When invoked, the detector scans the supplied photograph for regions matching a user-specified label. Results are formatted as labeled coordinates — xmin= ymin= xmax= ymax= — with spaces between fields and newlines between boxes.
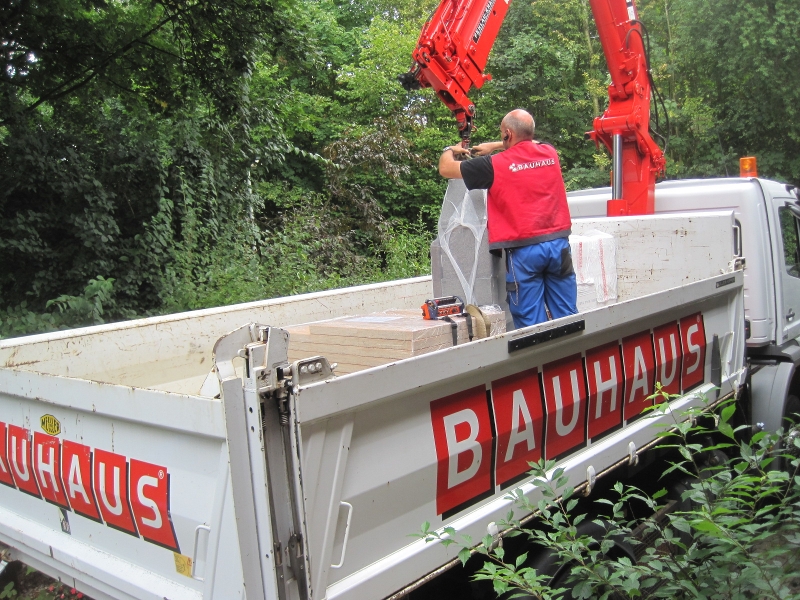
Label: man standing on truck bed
xmin=439 ymin=108 xmax=578 ymax=327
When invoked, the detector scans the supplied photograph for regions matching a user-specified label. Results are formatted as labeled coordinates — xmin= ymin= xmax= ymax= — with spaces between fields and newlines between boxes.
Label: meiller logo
xmin=0 ymin=423 xmax=180 ymax=553
xmin=431 ymin=313 xmax=706 ymax=515
xmin=472 ymin=0 xmax=496 ymax=43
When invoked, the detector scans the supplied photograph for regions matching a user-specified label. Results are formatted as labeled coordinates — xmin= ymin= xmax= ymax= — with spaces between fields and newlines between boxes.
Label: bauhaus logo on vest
xmin=509 ymin=158 xmax=556 ymax=173
xmin=0 ymin=423 xmax=180 ymax=553
xmin=430 ymin=312 xmax=706 ymax=516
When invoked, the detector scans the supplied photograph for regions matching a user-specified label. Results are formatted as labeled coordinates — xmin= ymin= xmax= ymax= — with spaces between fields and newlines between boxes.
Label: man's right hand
xmin=449 ymin=145 xmax=472 ymax=159
xmin=470 ymin=141 xmax=504 ymax=156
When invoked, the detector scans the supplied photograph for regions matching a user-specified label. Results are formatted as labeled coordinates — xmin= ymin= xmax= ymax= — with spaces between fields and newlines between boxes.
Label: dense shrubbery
xmin=2 ymin=0 xmax=799 ymax=337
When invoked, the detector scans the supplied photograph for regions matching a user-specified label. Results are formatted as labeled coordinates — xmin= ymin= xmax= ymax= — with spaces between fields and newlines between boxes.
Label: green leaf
xmin=691 ymin=519 xmax=723 ymax=535
xmin=720 ymin=404 xmax=736 ymax=424
xmin=458 ymin=547 xmax=471 ymax=566
xmin=573 ymin=579 xmax=593 ymax=598
xmin=718 ymin=421 xmax=735 ymax=440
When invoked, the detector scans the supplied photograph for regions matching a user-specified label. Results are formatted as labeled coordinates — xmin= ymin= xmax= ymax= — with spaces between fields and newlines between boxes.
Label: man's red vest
xmin=487 ymin=141 xmax=571 ymax=250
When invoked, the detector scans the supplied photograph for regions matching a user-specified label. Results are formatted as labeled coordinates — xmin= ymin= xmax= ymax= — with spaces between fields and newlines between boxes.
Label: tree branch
xmin=1 ymin=5 xmax=192 ymax=126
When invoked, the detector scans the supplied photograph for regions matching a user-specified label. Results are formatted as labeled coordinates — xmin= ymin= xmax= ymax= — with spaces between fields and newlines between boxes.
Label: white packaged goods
xmin=431 ymin=180 xmax=513 ymax=330
xmin=569 ymin=230 xmax=618 ymax=311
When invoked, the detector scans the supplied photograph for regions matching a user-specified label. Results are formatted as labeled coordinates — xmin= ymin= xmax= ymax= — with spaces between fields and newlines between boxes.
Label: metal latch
xmin=291 ymin=356 xmax=336 ymax=386
xmin=729 ymin=256 xmax=746 ymax=271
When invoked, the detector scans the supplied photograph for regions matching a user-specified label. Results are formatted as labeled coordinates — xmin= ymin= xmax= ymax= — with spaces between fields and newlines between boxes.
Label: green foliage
xmin=47 ymin=276 xmax=117 ymax=325
xmin=2 ymin=0 xmax=800 ymax=339
xmin=0 ymin=276 xmax=121 ymax=338
xmin=1 ymin=0 xmax=300 ymax=122
xmin=418 ymin=392 xmax=800 ymax=599
xmin=639 ymin=0 xmax=800 ymax=182
xmin=475 ymin=0 xmax=607 ymax=173
xmin=0 ymin=582 xmax=16 ymax=599
xmin=159 ymin=180 xmax=433 ymax=312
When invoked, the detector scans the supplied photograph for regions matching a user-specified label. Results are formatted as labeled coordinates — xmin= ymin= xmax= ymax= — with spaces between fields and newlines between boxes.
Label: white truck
xmin=1 ymin=176 xmax=798 ymax=600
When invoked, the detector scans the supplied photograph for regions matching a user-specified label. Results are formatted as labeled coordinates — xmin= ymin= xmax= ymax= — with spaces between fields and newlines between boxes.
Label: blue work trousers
xmin=506 ymin=238 xmax=578 ymax=328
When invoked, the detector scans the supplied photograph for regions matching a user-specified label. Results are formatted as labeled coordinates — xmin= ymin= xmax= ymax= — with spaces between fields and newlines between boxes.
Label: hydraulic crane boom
xmin=397 ymin=0 xmax=511 ymax=148
xmin=400 ymin=0 xmax=666 ymax=216
xmin=587 ymin=0 xmax=666 ymax=215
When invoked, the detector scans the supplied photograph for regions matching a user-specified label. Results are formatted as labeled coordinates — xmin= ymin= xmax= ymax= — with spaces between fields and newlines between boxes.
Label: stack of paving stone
xmin=286 ymin=308 xmax=505 ymax=375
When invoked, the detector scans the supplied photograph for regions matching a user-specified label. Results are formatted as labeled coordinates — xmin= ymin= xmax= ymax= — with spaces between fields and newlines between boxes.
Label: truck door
xmin=770 ymin=195 xmax=800 ymax=342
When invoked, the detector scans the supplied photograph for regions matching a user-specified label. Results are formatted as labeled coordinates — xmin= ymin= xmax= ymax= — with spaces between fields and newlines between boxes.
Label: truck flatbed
xmin=0 ymin=209 xmax=747 ymax=600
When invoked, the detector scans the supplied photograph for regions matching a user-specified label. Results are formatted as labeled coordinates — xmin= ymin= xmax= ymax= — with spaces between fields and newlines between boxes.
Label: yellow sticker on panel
xmin=174 ymin=553 xmax=193 ymax=577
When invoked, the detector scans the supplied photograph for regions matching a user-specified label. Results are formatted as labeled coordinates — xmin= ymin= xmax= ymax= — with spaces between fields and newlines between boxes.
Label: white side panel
xmin=293 ymin=272 xmax=746 ymax=600
xmin=0 ymin=373 xmax=243 ymax=600
xmin=572 ymin=212 xmax=733 ymax=302
xmin=0 ymin=277 xmax=432 ymax=393
xmin=568 ymin=178 xmax=776 ymax=345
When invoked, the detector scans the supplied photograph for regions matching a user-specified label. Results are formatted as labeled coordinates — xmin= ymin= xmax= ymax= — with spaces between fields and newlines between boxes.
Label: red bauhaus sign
xmin=585 ymin=341 xmax=624 ymax=440
xmin=0 ymin=421 xmax=180 ymax=553
xmin=430 ymin=313 xmax=708 ymax=516
xmin=542 ymin=354 xmax=587 ymax=459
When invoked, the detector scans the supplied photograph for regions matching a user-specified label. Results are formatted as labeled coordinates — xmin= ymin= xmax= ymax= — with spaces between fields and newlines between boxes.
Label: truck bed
xmin=0 ymin=212 xmax=746 ymax=600
xmin=1 ymin=211 xmax=735 ymax=394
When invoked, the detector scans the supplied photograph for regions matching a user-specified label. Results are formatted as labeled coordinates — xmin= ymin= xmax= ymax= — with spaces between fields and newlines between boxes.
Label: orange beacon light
xmin=740 ymin=156 xmax=758 ymax=178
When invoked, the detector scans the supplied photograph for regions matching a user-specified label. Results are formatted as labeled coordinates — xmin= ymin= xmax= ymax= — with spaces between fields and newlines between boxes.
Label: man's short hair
xmin=503 ymin=110 xmax=535 ymax=140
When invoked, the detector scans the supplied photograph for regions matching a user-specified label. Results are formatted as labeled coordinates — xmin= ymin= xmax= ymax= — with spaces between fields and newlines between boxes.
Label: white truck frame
xmin=0 ymin=176 xmax=797 ymax=600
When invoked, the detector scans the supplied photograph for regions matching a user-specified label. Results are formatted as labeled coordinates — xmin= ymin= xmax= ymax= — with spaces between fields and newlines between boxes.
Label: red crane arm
xmin=586 ymin=0 xmax=666 ymax=215
xmin=400 ymin=0 xmax=665 ymax=215
xmin=398 ymin=0 xmax=511 ymax=147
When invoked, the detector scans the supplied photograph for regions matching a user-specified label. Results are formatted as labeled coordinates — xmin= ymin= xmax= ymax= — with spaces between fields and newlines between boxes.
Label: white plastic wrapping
xmin=431 ymin=179 xmax=513 ymax=331
xmin=569 ymin=230 xmax=618 ymax=309
xmin=435 ymin=186 xmax=488 ymax=306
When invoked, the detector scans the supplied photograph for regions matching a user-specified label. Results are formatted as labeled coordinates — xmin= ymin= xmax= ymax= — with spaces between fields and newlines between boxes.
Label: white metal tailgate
xmin=0 ymin=373 xmax=243 ymax=600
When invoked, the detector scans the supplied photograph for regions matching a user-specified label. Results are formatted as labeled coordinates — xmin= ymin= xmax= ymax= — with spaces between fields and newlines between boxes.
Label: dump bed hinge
xmin=214 ymin=324 xmax=311 ymax=600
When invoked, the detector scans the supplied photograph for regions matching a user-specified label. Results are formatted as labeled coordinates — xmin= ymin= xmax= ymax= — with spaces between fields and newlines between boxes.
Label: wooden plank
xmin=309 ymin=316 xmax=457 ymax=343
xmin=290 ymin=342 xmax=413 ymax=361
xmin=288 ymin=306 xmax=504 ymax=372
xmin=286 ymin=308 xmax=505 ymax=374
xmin=287 ymin=327 xmax=457 ymax=352
xmin=289 ymin=331 xmax=416 ymax=351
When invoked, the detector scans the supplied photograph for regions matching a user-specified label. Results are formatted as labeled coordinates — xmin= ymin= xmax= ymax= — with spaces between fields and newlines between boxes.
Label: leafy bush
xmin=419 ymin=389 xmax=800 ymax=599
xmin=0 ymin=276 xmax=122 ymax=338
